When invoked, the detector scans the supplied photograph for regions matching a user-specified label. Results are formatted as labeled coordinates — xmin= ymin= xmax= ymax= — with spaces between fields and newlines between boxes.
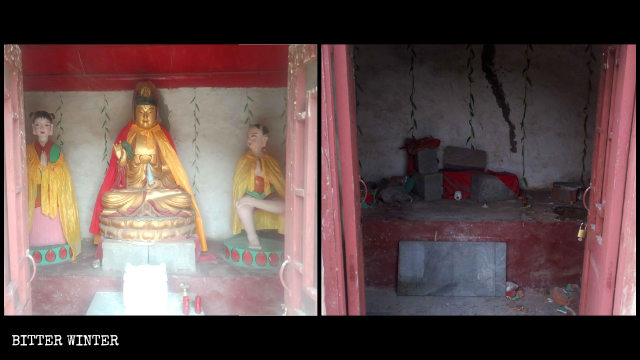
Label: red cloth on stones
xmin=400 ymin=136 xmax=441 ymax=174
xmin=441 ymin=170 xmax=520 ymax=199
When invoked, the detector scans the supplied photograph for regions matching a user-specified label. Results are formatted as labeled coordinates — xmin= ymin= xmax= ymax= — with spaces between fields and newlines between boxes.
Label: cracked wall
xmin=355 ymin=44 xmax=600 ymax=189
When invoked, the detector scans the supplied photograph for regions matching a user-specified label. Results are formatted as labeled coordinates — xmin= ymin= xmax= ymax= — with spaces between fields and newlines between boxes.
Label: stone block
xmin=398 ymin=241 xmax=506 ymax=296
xmin=101 ymin=238 xmax=196 ymax=273
xmin=471 ymin=173 xmax=515 ymax=203
xmin=415 ymin=148 xmax=439 ymax=174
xmin=552 ymin=182 xmax=581 ymax=203
xmin=149 ymin=241 xmax=196 ymax=273
xmin=102 ymin=239 xmax=148 ymax=272
xmin=413 ymin=172 xmax=443 ymax=201
xmin=443 ymin=146 xmax=487 ymax=171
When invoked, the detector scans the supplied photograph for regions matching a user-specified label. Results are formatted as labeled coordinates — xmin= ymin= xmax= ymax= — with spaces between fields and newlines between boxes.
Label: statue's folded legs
xmin=236 ymin=193 xmax=284 ymax=249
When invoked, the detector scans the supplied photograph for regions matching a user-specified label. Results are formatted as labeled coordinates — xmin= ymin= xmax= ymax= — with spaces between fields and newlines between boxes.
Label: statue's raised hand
xmin=113 ymin=141 xmax=127 ymax=165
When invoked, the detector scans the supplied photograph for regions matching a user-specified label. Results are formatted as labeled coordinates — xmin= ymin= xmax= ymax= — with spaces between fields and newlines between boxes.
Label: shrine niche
xmin=13 ymin=44 xmax=316 ymax=316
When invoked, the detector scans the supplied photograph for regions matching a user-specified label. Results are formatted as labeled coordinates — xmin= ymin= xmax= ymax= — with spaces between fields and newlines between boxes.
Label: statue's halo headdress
xmin=134 ymin=80 xmax=158 ymax=107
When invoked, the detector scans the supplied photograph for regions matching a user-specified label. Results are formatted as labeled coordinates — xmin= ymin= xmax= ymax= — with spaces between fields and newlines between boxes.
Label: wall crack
xmin=481 ymin=44 xmax=517 ymax=153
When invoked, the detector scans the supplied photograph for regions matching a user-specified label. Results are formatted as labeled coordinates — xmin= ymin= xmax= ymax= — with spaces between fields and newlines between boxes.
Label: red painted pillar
xmin=321 ymin=45 xmax=366 ymax=315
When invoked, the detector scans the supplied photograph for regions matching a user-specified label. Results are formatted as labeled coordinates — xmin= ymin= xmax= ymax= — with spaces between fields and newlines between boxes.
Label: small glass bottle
xmin=180 ymin=283 xmax=190 ymax=315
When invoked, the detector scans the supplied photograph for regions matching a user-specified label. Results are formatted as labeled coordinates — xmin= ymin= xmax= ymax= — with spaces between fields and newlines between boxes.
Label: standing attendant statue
xmin=231 ymin=124 xmax=285 ymax=250
xmin=26 ymin=111 xmax=81 ymax=260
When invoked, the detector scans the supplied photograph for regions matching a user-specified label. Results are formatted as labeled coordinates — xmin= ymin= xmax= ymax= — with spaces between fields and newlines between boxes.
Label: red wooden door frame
xmin=580 ymin=44 xmax=636 ymax=315
xmin=321 ymin=44 xmax=366 ymax=315
xmin=4 ymin=44 xmax=34 ymax=315
xmin=613 ymin=99 xmax=635 ymax=315
xmin=282 ymin=44 xmax=317 ymax=316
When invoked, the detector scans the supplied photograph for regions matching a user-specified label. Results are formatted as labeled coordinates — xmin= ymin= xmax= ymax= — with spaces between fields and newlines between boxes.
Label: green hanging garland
xmin=407 ymin=44 xmax=418 ymax=138
xmin=100 ymin=94 xmax=111 ymax=173
xmin=190 ymin=90 xmax=201 ymax=195
xmin=243 ymin=90 xmax=254 ymax=124
xmin=54 ymin=96 xmax=64 ymax=148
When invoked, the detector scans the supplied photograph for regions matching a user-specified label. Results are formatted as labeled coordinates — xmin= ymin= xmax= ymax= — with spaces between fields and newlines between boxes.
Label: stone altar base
xmin=102 ymin=237 xmax=196 ymax=274
xmin=224 ymin=233 xmax=284 ymax=269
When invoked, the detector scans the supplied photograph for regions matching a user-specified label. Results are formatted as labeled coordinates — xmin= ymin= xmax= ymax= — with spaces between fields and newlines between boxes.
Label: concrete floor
xmin=365 ymin=287 xmax=579 ymax=316
xmin=362 ymin=190 xmax=587 ymax=223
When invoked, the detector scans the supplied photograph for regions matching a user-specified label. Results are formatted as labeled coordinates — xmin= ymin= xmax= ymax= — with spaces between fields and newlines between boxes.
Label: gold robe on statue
xmin=27 ymin=143 xmax=81 ymax=259
xmin=126 ymin=123 xmax=208 ymax=251
xmin=231 ymin=150 xmax=285 ymax=235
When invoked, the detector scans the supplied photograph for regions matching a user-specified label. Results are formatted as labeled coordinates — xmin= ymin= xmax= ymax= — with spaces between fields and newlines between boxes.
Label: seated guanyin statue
xmin=89 ymin=80 xmax=213 ymax=261
xmin=231 ymin=124 xmax=285 ymax=250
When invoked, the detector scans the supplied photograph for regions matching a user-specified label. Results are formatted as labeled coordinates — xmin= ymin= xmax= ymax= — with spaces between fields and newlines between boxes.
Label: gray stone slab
xmin=415 ymin=148 xmax=439 ymax=174
xmin=149 ymin=241 xmax=196 ymax=273
xmin=471 ymin=173 xmax=515 ymax=203
xmin=443 ymin=146 xmax=487 ymax=171
xmin=398 ymin=241 xmax=506 ymax=296
xmin=102 ymin=239 xmax=196 ymax=274
xmin=102 ymin=239 xmax=148 ymax=272
xmin=413 ymin=172 xmax=443 ymax=201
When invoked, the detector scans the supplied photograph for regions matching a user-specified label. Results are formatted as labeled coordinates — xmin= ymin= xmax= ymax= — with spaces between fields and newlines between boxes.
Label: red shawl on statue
xmin=89 ymin=121 xmax=186 ymax=259
xmin=89 ymin=121 xmax=177 ymax=238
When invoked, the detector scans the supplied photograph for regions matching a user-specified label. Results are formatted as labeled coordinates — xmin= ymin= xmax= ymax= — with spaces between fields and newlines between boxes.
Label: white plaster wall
xmin=355 ymin=44 xmax=601 ymax=189
xmin=24 ymin=87 xmax=287 ymax=242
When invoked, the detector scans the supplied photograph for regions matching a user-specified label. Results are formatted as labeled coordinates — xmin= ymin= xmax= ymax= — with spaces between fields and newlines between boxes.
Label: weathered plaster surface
xmin=355 ymin=44 xmax=601 ymax=189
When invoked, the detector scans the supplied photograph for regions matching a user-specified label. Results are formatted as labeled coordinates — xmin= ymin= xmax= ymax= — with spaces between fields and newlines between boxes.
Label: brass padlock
xmin=577 ymin=223 xmax=587 ymax=241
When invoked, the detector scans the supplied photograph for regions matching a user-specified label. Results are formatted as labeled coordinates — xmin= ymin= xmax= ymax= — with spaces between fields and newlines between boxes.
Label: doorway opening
xmin=354 ymin=44 xmax=601 ymax=315
xmin=6 ymin=44 xmax=318 ymax=316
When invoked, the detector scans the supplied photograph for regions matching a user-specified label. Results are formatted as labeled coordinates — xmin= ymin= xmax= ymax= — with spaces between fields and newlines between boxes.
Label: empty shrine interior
xmin=355 ymin=45 xmax=599 ymax=313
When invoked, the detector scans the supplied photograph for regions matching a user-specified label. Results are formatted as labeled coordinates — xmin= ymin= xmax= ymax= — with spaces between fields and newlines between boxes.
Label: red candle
xmin=183 ymin=296 xmax=190 ymax=315
xmin=195 ymin=296 xmax=202 ymax=314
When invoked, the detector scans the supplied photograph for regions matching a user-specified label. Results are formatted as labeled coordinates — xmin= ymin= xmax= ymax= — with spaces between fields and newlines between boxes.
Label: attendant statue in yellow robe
xmin=27 ymin=111 xmax=81 ymax=260
xmin=231 ymin=124 xmax=285 ymax=249
xmin=90 ymin=81 xmax=212 ymax=260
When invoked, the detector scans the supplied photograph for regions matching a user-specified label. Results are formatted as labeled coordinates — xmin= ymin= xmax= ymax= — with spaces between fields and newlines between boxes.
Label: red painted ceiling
xmin=20 ymin=44 xmax=290 ymax=91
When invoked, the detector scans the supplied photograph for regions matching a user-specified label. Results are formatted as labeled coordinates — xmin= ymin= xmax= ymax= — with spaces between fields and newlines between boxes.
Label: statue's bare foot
xmin=247 ymin=235 xmax=262 ymax=250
